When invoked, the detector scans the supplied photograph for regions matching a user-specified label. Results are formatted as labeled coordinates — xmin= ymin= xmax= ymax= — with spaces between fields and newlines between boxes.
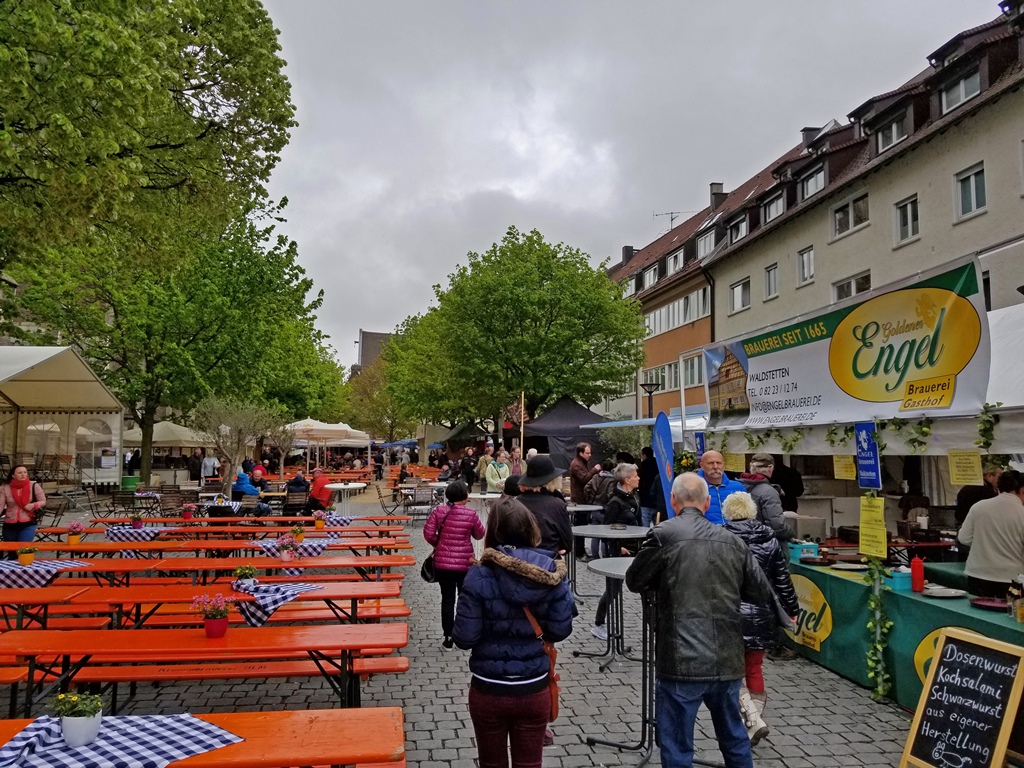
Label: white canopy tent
xmin=285 ymin=419 xmax=371 ymax=469
xmin=122 ymin=422 xmax=216 ymax=448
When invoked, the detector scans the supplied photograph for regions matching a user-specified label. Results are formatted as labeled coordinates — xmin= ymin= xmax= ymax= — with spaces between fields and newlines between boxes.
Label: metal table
xmin=568 ymin=524 xmax=649 ymax=599
xmin=325 ymin=482 xmax=366 ymax=516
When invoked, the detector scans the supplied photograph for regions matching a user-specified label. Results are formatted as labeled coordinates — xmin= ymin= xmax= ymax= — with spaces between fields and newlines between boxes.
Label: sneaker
xmin=442 ymin=637 xmax=454 ymax=649
xmin=543 ymin=730 xmax=554 ymax=747
xmin=768 ymin=646 xmax=798 ymax=661
xmin=591 ymin=624 xmax=608 ymax=641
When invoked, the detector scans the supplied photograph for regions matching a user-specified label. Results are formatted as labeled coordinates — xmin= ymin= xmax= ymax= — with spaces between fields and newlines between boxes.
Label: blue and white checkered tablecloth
xmin=231 ymin=580 xmax=323 ymax=626
xmin=317 ymin=515 xmax=353 ymax=539
xmin=202 ymin=500 xmax=241 ymax=514
xmin=105 ymin=526 xmax=165 ymax=543
xmin=0 ymin=559 xmax=90 ymax=589
xmin=0 ymin=713 xmax=242 ymax=768
xmin=256 ymin=539 xmax=329 ymax=576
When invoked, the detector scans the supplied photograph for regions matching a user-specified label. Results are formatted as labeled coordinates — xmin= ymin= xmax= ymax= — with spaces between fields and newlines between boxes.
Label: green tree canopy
xmin=348 ymin=357 xmax=418 ymax=443
xmin=386 ymin=226 xmax=646 ymax=424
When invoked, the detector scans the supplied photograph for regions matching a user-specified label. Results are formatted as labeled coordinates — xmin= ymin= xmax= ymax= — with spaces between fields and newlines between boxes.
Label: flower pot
xmin=182 ymin=509 xmax=193 ymax=521
xmin=67 ymin=534 xmax=81 ymax=546
xmin=234 ymin=578 xmax=257 ymax=589
xmin=62 ymin=711 xmax=103 ymax=747
xmin=17 ymin=552 xmax=35 ymax=566
xmin=131 ymin=520 xmax=144 ymax=530
xmin=314 ymin=519 xmax=325 ymax=530
xmin=280 ymin=550 xmax=295 ymax=562
xmin=204 ymin=617 xmax=229 ymax=638
xmin=295 ymin=533 xmax=305 ymax=543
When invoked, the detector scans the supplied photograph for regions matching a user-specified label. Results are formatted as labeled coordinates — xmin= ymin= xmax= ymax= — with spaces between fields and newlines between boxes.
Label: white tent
xmin=285 ymin=419 xmax=371 ymax=469
xmin=122 ymin=422 xmax=216 ymax=448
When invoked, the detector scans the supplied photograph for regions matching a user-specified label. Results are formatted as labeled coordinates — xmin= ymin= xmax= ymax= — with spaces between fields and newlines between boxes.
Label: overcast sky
xmin=261 ymin=0 xmax=998 ymax=370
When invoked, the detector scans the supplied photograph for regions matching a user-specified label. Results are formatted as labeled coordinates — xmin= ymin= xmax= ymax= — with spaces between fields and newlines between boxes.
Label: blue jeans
xmin=2 ymin=522 xmax=37 ymax=560
xmin=641 ymin=506 xmax=657 ymax=527
xmin=656 ymin=677 xmax=752 ymax=768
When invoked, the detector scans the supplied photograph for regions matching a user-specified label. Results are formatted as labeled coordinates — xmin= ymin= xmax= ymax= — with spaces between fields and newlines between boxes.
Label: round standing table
xmin=324 ymin=482 xmax=366 ymax=516
xmin=568 ymin=524 xmax=649 ymax=599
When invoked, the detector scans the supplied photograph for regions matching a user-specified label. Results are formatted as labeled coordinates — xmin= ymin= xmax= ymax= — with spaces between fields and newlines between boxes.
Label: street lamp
xmin=640 ymin=380 xmax=662 ymax=419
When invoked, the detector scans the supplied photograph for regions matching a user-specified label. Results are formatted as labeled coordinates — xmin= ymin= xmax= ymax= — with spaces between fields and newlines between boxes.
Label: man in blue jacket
xmin=696 ymin=450 xmax=744 ymax=525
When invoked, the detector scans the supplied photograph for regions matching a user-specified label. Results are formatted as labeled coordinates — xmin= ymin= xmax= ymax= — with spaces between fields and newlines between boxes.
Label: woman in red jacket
xmin=425 ymin=481 xmax=485 ymax=649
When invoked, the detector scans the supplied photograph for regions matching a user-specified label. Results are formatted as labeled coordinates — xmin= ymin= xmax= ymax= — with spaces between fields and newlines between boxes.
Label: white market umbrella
xmin=122 ymin=421 xmax=216 ymax=448
xmin=285 ymin=419 xmax=370 ymax=469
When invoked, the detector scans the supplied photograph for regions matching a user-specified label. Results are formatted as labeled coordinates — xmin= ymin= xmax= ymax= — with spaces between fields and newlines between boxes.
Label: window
xmin=682 ymin=286 xmax=710 ymax=323
xmin=642 ymin=362 xmax=679 ymax=391
xmin=696 ymin=231 xmax=716 ymax=258
xmin=728 ymin=216 xmax=747 ymax=244
xmin=730 ymin=278 xmax=750 ymax=313
xmin=956 ymin=164 xmax=986 ymax=218
xmin=683 ymin=356 xmax=703 ymax=387
xmin=764 ymin=264 xmax=778 ymax=299
xmin=895 ymin=196 xmax=919 ymax=243
xmin=798 ymin=247 xmax=814 ymax=285
xmin=643 ymin=266 xmax=658 ymax=290
xmin=833 ymin=194 xmax=869 ymax=237
xmin=622 ymin=278 xmax=635 ymax=298
xmin=983 ymin=270 xmax=992 ymax=312
xmin=876 ymin=114 xmax=908 ymax=152
xmin=941 ymin=70 xmax=980 ymax=113
xmin=668 ymin=249 xmax=684 ymax=274
xmin=801 ymin=166 xmax=824 ymax=199
xmin=833 ymin=272 xmax=871 ymax=302
xmin=642 ymin=286 xmax=710 ymax=337
xmin=762 ymin=195 xmax=784 ymax=223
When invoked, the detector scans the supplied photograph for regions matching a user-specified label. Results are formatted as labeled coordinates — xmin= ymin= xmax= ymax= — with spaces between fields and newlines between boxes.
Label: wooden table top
xmin=153 ymin=554 xmax=415 ymax=573
xmin=0 ymin=586 xmax=91 ymax=604
xmin=71 ymin=581 xmax=402 ymax=605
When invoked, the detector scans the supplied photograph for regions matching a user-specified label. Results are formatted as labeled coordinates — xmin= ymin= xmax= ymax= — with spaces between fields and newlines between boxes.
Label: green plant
xmin=129 ymin=511 xmax=144 ymax=522
xmin=863 ymin=556 xmax=894 ymax=701
xmin=233 ymin=564 xmax=257 ymax=580
xmin=906 ymin=418 xmax=933 ymax=454
xmin=290 ymin=525 xmax=305 ymax=537
xmin=744 ymin=431 xmax=769 ymax=450
xmin=825 ymin=424 xmax=855 ymax=448
xmin=974 ymin=401 xmax=1003 ymax=452
xmin=718 ymin=430 xmax=730 ymax=454
xmin=675 ymin=451 xmax=697 ymax=474
xmin=777 ymin=428 xmax=804 ymax=453
xmin=17 ymin=546 xmax=37 ymax=554
xmin=51 ymin=692 xmax=103 ymax=718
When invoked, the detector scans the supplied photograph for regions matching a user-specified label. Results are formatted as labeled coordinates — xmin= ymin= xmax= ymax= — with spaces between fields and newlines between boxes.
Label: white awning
xmin=0 ymin=347 xmax=121 ymax=411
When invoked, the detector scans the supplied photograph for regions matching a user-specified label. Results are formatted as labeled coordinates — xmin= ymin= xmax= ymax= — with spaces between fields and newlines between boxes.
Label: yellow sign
xmin=859 ymin=524 xmax=889 ymax=558
xmin=828 ymin=287 xmax=981 ymax=404
xmin=784 ymin=575 xmax=833 ymax=651
xmin=859 ymin=496 xmax=885 ymax=527
xmin=947 ymin=449 xmax=983 ymax=486
xmin=833 ymin=454 xmax=856 ymax=480
xmin=723 ymin=453 xmax=746 ymax=473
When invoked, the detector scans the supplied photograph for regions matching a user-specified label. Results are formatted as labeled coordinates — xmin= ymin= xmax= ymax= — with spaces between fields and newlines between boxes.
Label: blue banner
xmin=694 ymin=431 xmax=705 ymax=459
xmin=855 ymin=421 xmax=882 ymax=490
xmin=652 ymin=412 xmax=676 ymax=518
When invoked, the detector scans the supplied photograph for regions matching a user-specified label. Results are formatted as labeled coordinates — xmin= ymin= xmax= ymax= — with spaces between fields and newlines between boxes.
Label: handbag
xmin=420 ymin=508 xmax=449 ymax=583
xmin=523 ymin=606 xmax=560 ymax=722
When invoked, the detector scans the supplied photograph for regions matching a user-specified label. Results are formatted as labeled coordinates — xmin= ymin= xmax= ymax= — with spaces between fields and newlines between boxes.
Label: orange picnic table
xmin=9 ymin=538 xmax=410 ymax=558
xmin=0 ymin=622 xmax=409 ymax=713
xmin=0 ymin=586 xmax=90 ymax=629
xmin=154 ymin=554 xmax=415 ymax=584
xmin=95 ymin=515 xmax=410 ymax=526
xmin=0 ymin=707 xmax=406 ymax=767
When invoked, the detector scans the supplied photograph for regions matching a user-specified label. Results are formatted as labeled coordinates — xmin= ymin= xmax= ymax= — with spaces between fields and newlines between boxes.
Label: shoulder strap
xmin=523 ymin=606 xmax=543 ymax=639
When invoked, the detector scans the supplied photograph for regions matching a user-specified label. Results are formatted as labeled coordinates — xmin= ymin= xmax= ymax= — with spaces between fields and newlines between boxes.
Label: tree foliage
xmin=386 ymin=226 xmax=646 ymax=424
xmin=190 ymin=396 xmax=287 ymax=480
xmin=348 ymin=357 xmax=418 ymax=443
xmin=0 ymin=0 xmax=295 ymax=257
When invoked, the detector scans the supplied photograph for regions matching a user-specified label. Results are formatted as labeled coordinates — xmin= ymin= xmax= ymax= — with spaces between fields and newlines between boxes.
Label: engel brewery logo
xmin=827 ymin=288 xmax=980 ymax=408
xmin=914 ymin=627 xmax=980 ymax=684
xmin=784 ymin=575 xmax=832 ymax=651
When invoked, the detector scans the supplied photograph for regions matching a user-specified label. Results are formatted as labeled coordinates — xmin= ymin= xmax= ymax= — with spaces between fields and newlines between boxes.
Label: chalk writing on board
xmin=910 ymin=638 xmax=1020 ymax=767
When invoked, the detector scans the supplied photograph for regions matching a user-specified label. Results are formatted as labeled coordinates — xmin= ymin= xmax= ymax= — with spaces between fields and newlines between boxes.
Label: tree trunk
xmin=139 ymin=405 xmax=158 ymax=485
xmin=494 ymin=412 xmax=503 ymax=450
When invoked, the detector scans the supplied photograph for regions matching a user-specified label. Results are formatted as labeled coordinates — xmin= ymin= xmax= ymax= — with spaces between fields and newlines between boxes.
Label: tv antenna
xmin=653 ymin=210 xmax=683 ymax=230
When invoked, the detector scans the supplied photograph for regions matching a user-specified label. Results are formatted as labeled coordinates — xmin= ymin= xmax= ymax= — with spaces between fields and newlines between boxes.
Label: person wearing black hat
xmin=516 ymin=456 xmax=572 ymax=556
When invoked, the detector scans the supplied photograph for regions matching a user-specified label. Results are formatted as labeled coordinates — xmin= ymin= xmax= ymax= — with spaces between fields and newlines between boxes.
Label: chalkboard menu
xmin=901 ymin=628 xmax=1024 ymax=768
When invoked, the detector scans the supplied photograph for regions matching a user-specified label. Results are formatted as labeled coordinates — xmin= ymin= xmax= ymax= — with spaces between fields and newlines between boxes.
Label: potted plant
xmin=66 ymin=521 xmax=84 ymax=545
xmin=191 ymin=593 xmax=235 ymax=638
xmin=233 ymin=564 xmax=258 ymax=588
xmin=312 ymin=510 xmax=327 ymax=530
xmin=129 ymin=511 xmax=145 ymax=530
xmin=276 ymin=534 xmax=299 ymax=562
xmin=17 ymin=546 xmax=38 ymax=566
xmin=290 ymin=525 xmax=306 ymax=543
xmin=51 ymin=691 xmax=104 ymax=747
xmin=181 ymin=503 xmax=197 ymax=521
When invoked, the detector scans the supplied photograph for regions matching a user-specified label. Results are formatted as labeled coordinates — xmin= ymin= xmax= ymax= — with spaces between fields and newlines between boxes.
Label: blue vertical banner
xmin=652 ymin=412 xmax=676 ymax=518
xmin=855 ymin=421 xmax=882 ymax=490
xmin=694 ymin=431 xmax=706 ymax=459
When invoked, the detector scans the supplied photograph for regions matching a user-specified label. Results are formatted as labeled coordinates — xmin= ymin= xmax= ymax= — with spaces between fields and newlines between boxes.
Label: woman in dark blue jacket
xmin=453 ymin=497 xmax=574 ymax=768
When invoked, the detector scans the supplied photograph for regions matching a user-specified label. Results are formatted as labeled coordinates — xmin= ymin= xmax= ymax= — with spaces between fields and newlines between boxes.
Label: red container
xmin=911 ymin=556 xmax=925 ymax=592
xmin=131 ymin=520 xmax=144 ymax=530
xmin=204 ymin=617 xmax=229 ymax=638
xmin=182 ymin=509 xmax=193 ymax=520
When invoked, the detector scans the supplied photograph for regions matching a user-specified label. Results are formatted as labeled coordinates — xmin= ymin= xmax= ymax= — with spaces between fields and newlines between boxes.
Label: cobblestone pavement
xmin=82 ymin=486 xmax=913 ymax=767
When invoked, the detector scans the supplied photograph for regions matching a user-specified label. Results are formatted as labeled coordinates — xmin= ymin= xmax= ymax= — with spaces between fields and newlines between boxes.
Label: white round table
xmin=427 ymin=482 xmax=448 ymax=489
xmin=325 ymin=482 xmax=366 ymax=515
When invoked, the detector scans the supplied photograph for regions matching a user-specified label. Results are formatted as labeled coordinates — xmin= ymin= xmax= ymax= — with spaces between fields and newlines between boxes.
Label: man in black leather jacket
xmin=626 ymin=472 xmax=772 ymax=768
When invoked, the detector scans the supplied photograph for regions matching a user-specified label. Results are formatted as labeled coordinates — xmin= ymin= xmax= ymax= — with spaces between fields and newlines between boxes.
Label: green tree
xmin=386 ymin=226 xmax=646 ymax=423
xmin=190 ymin=396 xmax=287 ymax=480
xmin=0 ymin=0 xmax=295 ymax=258
xmin=349 ymin=357 xmax=418 ymax=442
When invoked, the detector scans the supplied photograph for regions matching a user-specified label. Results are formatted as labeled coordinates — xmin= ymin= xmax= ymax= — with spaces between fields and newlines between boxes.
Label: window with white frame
xmin=641 ymin=362 xmax=679 ymax=390
xmin=798 ymin=247 xmax=814 ymax=285
xmin=764 ymin=264 xmax=778 ymax=299
xmin=762 ymin=195 xmax=784 ymax=223
xmin=833 ymin=272 xmax=871 ymax=302
xmin=622 ymin=278 xmax=635 ymax=298
xmin=876 ymin=114 xmax=908 ymax=153
xmin=728 ymin=216 xmax=747 ymax=244
xmin=801 ymin=166 xmax=825 ymax=200
xmin=730 ymin=278 xmax=751 ymax=313
xmin=833 ymin=193 xmax=869 ymax=237
xmin=955 ymin=163 xmax=986 ymax=219
xmin=683 ymin=356 xmax=703 ymax=387
xmin=643 ymin=286 xmax=710 ymax=337
xmin=895 ymin=196 xmax=919 ymax=243
xmin=668 ymin=249 xmax=684 ymax=274
xmin=643 ymin=266 xmax=658 ymax=290
xmin=941 ymin=70 xmax=980 ymax=113
xmin=682 ymin=286 xmax=710 ymax=323
xmin=696 ymin=231 xmax=716 ymax=258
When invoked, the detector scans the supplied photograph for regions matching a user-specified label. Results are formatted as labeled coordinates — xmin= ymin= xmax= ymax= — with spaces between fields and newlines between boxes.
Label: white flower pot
xmin=235 ymin=578 xmax=257 ymax=588
xmin=62 ymin=711 xmax=103 ymax=747
xmin=281 ymin=550 xmax=294 ymax=562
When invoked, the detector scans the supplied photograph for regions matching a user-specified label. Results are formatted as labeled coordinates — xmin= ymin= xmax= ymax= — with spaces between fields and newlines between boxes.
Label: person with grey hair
xmin=626 ymin=472 xmax=772 ymax=768
xmin=739 ymin=453 xmax=792 ymax=541
xmin=723 ymin=492 xmax=799 ymax=745
xmin=590 ymin=462 xmax=641 ymax=641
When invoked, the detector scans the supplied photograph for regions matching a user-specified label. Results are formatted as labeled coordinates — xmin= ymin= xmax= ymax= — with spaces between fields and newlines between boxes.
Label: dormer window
xmin=728 ymin=216 xmax=748 ymax=244
xmin=762 ymin=194 xmax=784 ymax=223
xmin=668 ymin=249 xmax=684 ymax=275
xmin=876 ymin=114 xmax=908 ymax=153
xmin=800 ymin=166 xmax=825 ymax=200
xmin=696 ymin=231 xmax=716 ymax=258
xmin=643 ymin=266 xmax=658 ymax=290
xmin=941 ymin=70 xmax=980 ymax=113
xmin=622 ymin=278 xmax=635 ymax=298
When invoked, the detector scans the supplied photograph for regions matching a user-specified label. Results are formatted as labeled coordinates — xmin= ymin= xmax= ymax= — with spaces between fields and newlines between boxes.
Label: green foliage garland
xmin=974 ymin=402 xmax=1003 ymax=452
xmin=864 ymin=555 xmax=894 ymax=701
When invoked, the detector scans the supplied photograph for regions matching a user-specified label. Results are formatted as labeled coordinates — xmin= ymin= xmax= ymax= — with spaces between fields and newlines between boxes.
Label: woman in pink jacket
xmin=425 ymin=481 xmax=485 ymax=649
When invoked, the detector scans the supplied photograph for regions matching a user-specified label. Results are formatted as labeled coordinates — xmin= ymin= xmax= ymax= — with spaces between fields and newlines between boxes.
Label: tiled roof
xmin=607 ymin=207 xmax=709 ymax=282
xmin=927 ymin=14 xmax=1007 ymax=60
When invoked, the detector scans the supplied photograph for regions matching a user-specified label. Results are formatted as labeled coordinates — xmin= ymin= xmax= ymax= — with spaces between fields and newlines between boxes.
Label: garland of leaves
xmin=974 ymin=401 xmax=1002 ymax=452
xmin=864 ymin=554 xmax=894 ymax=701
xmin=744 ymin=430 xmax=770 ymax=450
xmin=825 ymin=424 xmax=856 ymax=448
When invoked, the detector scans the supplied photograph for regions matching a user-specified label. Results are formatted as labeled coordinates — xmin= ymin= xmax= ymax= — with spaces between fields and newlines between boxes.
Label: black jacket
xmin=604 ymin=486 xmax=641 ymax=555
xmin=724 ymin=519 xmax=799 ymax=650
xmin=740 ymin=473 xmax=793 ymax=542
xmin=625 ymin=508 xmax=772 ymax=682
xmin=517 ymin=490 xmax=572 ymax=556
xmin=637 ymin=456 xmax=661 ymax=509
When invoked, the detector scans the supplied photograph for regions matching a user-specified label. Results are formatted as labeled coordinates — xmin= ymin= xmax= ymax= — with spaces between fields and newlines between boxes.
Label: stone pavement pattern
xmin=92 ymin=486 xmax=913 ymax=766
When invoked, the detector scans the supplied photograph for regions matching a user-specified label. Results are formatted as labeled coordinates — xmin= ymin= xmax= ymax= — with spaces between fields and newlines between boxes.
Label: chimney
xmin=801 ymin=126 xmax=822 ymax=148
xmin=621 ymin=245 xmax=635 ymax=264
xmin=709 ymin=182 xmax=728 ymax=211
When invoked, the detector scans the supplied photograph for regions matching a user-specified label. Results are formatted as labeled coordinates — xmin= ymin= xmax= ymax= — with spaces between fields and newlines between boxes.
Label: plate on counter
xmin=830 ymin=562 xmax=869 ymax=571
xmin=922 ymin=587 xmax=967 ymax=599
xmin=969 ymin=596 xmax=1009 ymax=612
xmin=799 ymin=556 xmax=833 ymax=566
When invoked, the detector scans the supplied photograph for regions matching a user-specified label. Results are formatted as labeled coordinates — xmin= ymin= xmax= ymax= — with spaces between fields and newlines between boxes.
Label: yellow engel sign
xmin=947 ymin=449 xmax=983 ymax=486
xmin=723 ymin=453 xmax=746 ymax=473
xmin=833 ymin=455 xmax=856 ymax=480
xmin=828 ymin=287 xmax=981 ymax=404
xmin=785 ymin=575 xmax=833 ymax=652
